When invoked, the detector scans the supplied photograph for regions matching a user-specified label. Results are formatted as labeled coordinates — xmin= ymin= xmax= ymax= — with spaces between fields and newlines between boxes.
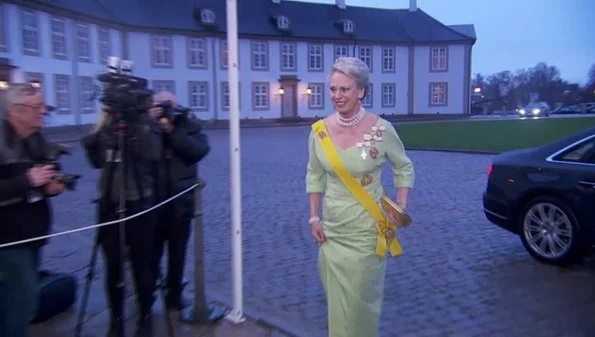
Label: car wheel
xmin=518 ymin=196 xmax=587 ymax=267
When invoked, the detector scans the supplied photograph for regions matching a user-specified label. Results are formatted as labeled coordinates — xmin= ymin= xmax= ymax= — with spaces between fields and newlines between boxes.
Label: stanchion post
xmin=181 ymin=177 xmax=226 ymax=324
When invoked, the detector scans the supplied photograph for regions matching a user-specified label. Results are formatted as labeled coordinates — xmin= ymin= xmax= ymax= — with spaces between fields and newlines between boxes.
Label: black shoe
xmin=133 ymin=314 xmax=153 ymax=337
xmin=106 ymin=318 xmax=124 ymax=337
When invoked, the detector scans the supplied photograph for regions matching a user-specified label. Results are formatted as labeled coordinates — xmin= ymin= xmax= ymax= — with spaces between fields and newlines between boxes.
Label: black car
xmin=483 ymin=126 xmax=595 ymax=266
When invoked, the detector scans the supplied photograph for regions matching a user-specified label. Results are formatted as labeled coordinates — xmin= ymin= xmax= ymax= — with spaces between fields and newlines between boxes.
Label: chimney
xmin=409 ymin=0 xmax=417 ymax=11
xmin=336 ymin=0 xmax=346 ymax=10
xmin=272 ymin=0 xmax=281 ymax=3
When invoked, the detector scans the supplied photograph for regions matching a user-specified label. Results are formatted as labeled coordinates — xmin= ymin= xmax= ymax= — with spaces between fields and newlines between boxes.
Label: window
xmin=0 ymin=4 xmax=6 ymax=52
xmin=308 ymin=44 xmax=323 ymax=72
xmin=76 ymin=23 xmax=91 ymax=62
xmin=151 ymin=35 xmax=173 ymax=67
xmin=429 ymin=82 xmax=448 ymax=106
xmin=382 ymin=83 xmax=395 ymax=107
xmin=362 ymin=84 xmax=372 ymax=108
xmin=308 ymin=83 xmax=324 ymax=109
xmin=252 ymin=82 xmax=269 ymax=110
xmin=431 ymin=47 xmax=448 ymax=71
xmin=79 ymin=76 xmax=94 ymax=113
xmin=251 ymin=41 xmax=268 ymax=70
xmin=152 ymin=80 xmax=176 ymax=94
xmin=200 ymin=9 xmax=216 ymax=25
xmin=280 ymin=42 xmax=296 ymax=71
xmin=334 ymin=45 xmax=349 ymax=60
xmin=50 ymin=18 xmax=67 ymax=59
xmin=21 ymin=9 xmax=39 ymax=55
xmin=98 ymin=27 xmax=111 ymax=64
xmin=358 ymin=46 xmax=372 ymax=71
xmin=277 ymin=16 xmax=290 ymax=31
xmin=382 ymin=47 xmax=395 ymax=72
xmin=220 ymin=39 xmax=228 ymax=68
xmin=555 ymin=138 xmax=595 ymax=164
xmin=187 ymin=37 xmax=207 ymax=68
xmin=221 ymin=82 xmax=242 ymax=111
xmin=54 ymin=74 xmax=70 ymax=114
xmin=188 ymin=81 xmax=209 ymax=111
xmin=343 ymin=20 xmax=354 ymax=34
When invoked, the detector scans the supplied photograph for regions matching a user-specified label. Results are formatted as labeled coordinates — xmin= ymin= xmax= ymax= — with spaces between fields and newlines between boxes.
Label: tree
xmin=588 ymin=63 xmax=595 ymax=86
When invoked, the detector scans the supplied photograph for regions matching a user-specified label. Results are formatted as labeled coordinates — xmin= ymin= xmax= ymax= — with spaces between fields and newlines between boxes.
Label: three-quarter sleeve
xmin=384 ymin=123 xmax=415 ymax=189
xmin=306 ymin=130 xmax=327 ymax=193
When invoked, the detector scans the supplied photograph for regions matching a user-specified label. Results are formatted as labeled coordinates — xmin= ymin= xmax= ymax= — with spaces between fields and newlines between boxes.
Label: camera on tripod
xmin=95 ymin=56 xmax=153 ymax=122
xmin=41 ymin=142 xmax=81 ymax=191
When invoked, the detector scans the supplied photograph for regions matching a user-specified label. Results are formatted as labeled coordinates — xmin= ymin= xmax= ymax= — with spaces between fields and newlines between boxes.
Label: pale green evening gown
xmin=306 ymin=117 xmax=415 ymax=337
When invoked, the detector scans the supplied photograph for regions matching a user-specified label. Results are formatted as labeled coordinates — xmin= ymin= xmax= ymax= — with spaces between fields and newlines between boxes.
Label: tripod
xmin=74 ymin=117 xmax=174 ymax=337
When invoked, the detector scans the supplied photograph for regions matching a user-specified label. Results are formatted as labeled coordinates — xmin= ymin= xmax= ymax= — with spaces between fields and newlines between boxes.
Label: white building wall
xmin=413 ymin=44 xmax=466 ymax=114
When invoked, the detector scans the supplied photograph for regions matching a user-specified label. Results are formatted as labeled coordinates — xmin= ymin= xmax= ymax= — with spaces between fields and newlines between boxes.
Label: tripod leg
xmin=74 ymin=235 xmax=101 ymax=337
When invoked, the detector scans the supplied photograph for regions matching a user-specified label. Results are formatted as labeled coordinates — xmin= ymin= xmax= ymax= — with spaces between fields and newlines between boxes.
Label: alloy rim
xmin=523 ymin=202 xmax=573 ymax=259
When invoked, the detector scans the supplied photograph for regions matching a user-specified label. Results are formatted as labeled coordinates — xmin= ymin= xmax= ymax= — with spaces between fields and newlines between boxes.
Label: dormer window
xmin=200 ymin=9 xmax=216 ymax=25
xmin=277 ymin=15 xmax=290 ymax=31
xmin=343 ymin=20 xmax=354 ymax=34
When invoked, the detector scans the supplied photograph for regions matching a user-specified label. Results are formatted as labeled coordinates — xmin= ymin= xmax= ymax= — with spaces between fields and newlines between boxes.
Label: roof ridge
xmin=417 ymin=8 xmax=475 ymax=40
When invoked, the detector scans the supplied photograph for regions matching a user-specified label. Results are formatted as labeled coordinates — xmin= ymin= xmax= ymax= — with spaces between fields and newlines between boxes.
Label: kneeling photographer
xmin=0 ymin=83 xmax=67 ymax=337
xmin=149 ymin=91 xmax=210 ymax=310
xmin=81 ymin=100 xmax=162 ymax=337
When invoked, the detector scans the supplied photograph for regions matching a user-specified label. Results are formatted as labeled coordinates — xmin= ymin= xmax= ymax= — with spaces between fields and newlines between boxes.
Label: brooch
xmin=360 ymin=174 xmax=373 ymax=186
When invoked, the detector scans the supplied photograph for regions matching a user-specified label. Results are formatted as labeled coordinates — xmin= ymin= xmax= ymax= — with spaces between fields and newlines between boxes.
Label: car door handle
xmin=578 ymin=181 xmax=595 ymax=188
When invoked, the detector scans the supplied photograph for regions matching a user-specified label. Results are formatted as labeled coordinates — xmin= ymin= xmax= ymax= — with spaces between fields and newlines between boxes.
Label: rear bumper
xmin=482 ymin=191 xmax=517 ymax=234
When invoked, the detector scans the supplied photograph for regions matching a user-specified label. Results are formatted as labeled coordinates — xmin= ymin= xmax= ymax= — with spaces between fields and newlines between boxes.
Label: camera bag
xmin=31 ymin=270 xmax=77 ymax=324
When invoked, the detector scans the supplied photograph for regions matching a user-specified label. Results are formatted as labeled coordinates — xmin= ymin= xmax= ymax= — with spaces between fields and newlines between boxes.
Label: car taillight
xmin=488 ymin=164 xmax=494 ymax=177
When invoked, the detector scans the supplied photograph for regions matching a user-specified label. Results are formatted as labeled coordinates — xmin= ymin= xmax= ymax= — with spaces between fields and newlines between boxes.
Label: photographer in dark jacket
xmin=0 ymin=83 xmax=66 ymax=337
xmin=148 ymin=91 xmax=210 ymax=310
xmin=81 ymin=106 xmax=162 ymax=337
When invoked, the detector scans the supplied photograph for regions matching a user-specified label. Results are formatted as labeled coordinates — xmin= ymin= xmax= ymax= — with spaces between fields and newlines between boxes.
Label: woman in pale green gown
xmin=306 ymin=57 xmax=415 ymax=337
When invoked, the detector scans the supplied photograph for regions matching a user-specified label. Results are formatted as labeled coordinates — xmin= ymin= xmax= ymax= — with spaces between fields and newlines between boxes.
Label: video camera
xmin=95 ymin=56 xmax=153 ymax=122
xmin=41 ymin=142 xmax=81 ymax=191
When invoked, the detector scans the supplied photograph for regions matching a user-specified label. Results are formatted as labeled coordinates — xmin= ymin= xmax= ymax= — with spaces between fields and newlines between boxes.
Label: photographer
xmin=81 ymin=106 xmax=162 ymax=337
xmin=148 ymin=91 xmax=210 ymax=310
xmin=0 ymin=83 xmax=66 ymax=337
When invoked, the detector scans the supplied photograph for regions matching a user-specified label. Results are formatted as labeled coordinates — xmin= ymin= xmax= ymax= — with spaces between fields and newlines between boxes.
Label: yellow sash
xmin=312 ymin=120 xmax=403 ymax=257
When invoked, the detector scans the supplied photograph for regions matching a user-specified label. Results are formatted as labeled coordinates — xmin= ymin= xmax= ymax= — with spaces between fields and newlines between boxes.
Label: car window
xmin=557 ymin=138 xmax=595 ymax=163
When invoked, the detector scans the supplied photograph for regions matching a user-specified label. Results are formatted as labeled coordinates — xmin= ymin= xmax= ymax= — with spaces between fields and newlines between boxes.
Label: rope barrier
xmin=0 ymin=179 xmax=206 ymax=249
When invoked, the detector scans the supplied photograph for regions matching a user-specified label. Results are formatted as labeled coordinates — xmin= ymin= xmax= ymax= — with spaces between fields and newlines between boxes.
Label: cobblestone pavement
xmin=35 ymin=125 xmax=595 ymax=337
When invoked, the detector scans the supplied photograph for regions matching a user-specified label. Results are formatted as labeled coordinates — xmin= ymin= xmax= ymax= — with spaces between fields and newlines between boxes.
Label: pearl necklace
xmin=336 ymin=108 xmax=366 ymax=127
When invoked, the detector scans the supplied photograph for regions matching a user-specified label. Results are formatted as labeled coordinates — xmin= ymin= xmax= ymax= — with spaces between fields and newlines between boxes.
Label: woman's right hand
xmin=310 ymin=217 xmax=327 ymax=244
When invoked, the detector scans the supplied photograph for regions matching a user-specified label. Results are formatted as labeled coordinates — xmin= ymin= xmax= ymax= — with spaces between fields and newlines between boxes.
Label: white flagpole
xmin=225 ymin=0 xmax=245 ymax=324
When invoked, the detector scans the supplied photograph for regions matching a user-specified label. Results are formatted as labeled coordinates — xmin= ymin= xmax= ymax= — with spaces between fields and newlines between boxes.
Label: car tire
xmin=518 ymin=196 xmax=587 ymax=267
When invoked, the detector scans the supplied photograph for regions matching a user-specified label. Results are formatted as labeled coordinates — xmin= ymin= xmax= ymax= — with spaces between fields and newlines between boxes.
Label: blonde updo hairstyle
xmin=329 ymin=57 xmax=371 ymax=99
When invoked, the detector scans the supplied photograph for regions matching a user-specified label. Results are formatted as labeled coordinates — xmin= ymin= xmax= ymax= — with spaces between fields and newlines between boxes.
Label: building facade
xmin=0 ymin=0 xmax=476 ymax=126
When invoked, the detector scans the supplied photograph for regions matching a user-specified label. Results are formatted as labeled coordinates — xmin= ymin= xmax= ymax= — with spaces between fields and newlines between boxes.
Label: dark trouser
xmin=0 ymin=248 xmax=38 ymax=337
xmin=98 ymin=199 xmax=156 ymax=319
xmin=153 ymin=204 xmax=191 ymax=302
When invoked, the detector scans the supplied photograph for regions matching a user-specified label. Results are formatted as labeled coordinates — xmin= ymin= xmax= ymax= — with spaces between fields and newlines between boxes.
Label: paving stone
xmin=29 ymin=125 xmax=595 ymax=337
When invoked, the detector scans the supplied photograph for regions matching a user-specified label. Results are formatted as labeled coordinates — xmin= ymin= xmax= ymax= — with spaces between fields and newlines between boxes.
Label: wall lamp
xmin=0 ymin=81 xmax=8 ymax=90
xmin=278 ymin=87 xmax=285 ymax=95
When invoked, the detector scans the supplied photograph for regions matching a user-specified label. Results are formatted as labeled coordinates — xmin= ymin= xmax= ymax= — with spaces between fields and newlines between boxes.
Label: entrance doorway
xmin=279 ymin=75 xmax=299 ymax=118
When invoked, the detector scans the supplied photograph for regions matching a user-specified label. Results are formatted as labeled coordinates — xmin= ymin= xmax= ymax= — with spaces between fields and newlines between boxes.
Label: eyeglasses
xmin=14 ymin=103 xmax=45 ymax=111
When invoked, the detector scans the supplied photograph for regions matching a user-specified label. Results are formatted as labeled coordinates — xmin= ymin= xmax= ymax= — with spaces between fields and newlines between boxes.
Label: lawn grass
xmin=394 ymin=116 xmax=595 ymax=153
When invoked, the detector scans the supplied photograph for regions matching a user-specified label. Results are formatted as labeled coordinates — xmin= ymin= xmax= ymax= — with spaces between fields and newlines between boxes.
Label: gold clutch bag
xmin=381 ymin=195 xmax=411 ymax=227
